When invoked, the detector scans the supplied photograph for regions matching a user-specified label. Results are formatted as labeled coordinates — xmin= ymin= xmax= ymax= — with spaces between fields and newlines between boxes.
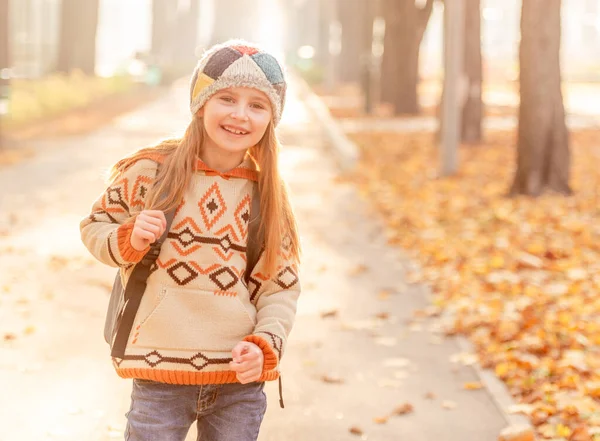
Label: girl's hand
xmin=130 ymin=210 xmax=167 ymax=251
xmin=229 ymin=341 xmax=264 ymax=384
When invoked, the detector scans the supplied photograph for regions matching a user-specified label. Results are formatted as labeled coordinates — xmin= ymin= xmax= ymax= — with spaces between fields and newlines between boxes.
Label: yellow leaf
xmin=463 ymin=382 xmax=483 ymax=390
xmin=490 ymin=255 xmax=505 ymax=269
xmin=23 ymin=326 xmax=36 ymax=335
xmin=556 ymin=423 xmax=572 ymax=438
xmin=373 ymin=416 xmax=389 ymax=424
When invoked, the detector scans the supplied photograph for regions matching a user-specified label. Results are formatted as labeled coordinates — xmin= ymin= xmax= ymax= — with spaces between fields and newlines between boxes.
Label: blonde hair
xmin=110 ymin=114 xmax=301 ymax=276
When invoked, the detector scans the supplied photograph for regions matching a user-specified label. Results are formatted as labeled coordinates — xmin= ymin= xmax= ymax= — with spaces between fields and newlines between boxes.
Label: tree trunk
xmin=315 ymin=0 xmax=331 ymax=67
xmin=510 ymin=0 xmax=570 ymax=196
xmin=0 ymin=0 xmax=9 ymax=150
xmin=151 ymin=0 xmax=177 ymax=65
xmin=438 ymin=0 xmax=483 ymax=143
xmin=0 ymin=0 xmax=8 ymax=73
xmin=462 ymin=0 xmax=483 ymax=143
xmin=211 ymin=0 xmax=258 ymax=45
xmin=380 ymin=0 xmax=434 ymax=114
xmin=56 ymin=0 xmax=100 ymax=75
xmin=336 ymin=0 xmax=371 ymax=83
xmin=174 ymin=0 xmax=200 ymax=63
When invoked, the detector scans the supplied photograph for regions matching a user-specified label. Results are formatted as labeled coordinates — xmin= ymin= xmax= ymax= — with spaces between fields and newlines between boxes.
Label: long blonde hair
xmin=110 ymin=114 xmax=301 ymax=276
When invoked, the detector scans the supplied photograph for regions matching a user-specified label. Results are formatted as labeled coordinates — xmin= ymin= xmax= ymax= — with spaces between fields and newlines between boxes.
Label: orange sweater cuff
xmin=243 ymin=335 xmax=278 ymax=373
xmin=116 ymin=223 xmax=150 ymax=263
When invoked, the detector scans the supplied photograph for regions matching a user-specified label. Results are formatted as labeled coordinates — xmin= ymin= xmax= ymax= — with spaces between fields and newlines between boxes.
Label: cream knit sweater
xmin=80 ymin=154 xmax=300 ymax=384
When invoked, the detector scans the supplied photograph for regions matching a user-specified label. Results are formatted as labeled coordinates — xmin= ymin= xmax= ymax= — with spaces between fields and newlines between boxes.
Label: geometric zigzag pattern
xmin=114 ymin=350 xmax=232 ymax=370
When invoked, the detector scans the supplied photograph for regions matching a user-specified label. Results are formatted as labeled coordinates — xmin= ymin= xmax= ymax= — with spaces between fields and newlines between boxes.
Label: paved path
xmin=0 ymin=78 xmax=510 ymax=441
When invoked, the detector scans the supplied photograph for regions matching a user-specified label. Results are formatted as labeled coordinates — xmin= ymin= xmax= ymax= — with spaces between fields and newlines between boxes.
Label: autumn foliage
xmin=350 ymin=129 xmax=600 ymax=440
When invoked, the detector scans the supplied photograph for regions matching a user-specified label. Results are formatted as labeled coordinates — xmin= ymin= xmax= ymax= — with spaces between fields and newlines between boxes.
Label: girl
xmin=80 ymin=40 xmax=301 ymax=441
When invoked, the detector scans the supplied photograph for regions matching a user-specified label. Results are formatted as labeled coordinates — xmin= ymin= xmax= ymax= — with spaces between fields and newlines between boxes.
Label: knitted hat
xmin=189 ymin=40 xmax=287 ymax=126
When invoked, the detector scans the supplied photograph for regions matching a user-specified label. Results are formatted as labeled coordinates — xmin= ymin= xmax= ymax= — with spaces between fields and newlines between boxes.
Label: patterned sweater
xmin=80 ymin=154 xmax=300 ymax=385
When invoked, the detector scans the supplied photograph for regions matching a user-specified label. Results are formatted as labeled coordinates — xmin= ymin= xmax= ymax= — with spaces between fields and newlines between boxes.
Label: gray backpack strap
xmin=104 ymin=164 xmax=176 ymax=354
xmin=244 ymin=181 xmax=263 ymax=284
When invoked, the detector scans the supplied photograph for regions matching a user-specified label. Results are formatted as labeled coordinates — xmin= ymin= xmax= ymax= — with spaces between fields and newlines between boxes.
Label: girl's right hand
xmin=130 ymin=210 xmax=167 ymax=251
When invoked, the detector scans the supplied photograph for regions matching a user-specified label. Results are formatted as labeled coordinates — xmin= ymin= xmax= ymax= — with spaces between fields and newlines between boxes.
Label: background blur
xmin=2 ymin=2 xmax=600 ymax=441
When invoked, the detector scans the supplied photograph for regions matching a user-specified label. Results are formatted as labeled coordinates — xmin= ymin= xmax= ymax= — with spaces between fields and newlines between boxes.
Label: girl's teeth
xmin=224 ymin=126 xmax=246 ymax=135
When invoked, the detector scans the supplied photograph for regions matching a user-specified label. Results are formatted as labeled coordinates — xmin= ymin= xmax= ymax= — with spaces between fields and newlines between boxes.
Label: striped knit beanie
xmin=190 ymin=40 xmax=287 ymax=126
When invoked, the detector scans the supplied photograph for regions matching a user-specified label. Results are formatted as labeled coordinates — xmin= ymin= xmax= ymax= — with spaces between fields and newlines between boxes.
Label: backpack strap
xmin=244 ymin=181 xmax=263 ymax=285
xmin=111 ymin=175 xmax=177 ymax=359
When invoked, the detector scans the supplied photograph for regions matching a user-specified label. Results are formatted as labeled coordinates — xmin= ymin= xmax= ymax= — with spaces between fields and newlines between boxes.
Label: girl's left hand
xmin=229 ymin=341 xmax=264 ymax=384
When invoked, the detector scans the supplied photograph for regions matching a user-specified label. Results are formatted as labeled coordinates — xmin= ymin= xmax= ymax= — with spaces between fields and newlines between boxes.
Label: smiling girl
xmin=80 ymin=40 xmax=301 ymax=441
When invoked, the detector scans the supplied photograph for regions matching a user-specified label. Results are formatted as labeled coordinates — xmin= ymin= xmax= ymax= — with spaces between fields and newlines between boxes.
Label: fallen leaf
xmin=23 ymin=326 xmax=36 ymax=335
xmin=392 ymin=403 xmax=414 ymax=415
xmin=498 ymin=424 xmax=535 ymax=441
xmin=375 ymin=312 xmax=390 ymax=320
xmin=463 ymin=382 xmax=484 ymax=390
xmin=320 ymin=309 xmax=339 ymax=319
xmin=320 ymin=375 xmax=345 ymax=384
xmin=373 ymin=416 xmax=389 ymax=424
xmin=378 ymin=289 xmax=391 ymax=300
xmin=349 ymin=426 xmax=363 ymax=436
xmin=424 ymin=391 xmax=436 ymax=400
xmin=570 ymin=426 xmax=592 ymax=441
xmin=348 ymin=264 xmax=368 ymax=276
xmin=3 ymin=333 xmax=16 ymax=341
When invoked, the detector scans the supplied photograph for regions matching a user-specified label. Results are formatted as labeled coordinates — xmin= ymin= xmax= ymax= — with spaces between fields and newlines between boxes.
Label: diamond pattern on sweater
xmin=209 ymin=267 xmax=239 ymax=291
xmin=199 ymin=183 xmax=227 ymax=231
xmin=106 ymin=186 xmax=129 ymax=211
xmin=144 ymin=350 xmax=164 ymax=367
xmin=130 ymin=175 xmax=152 ymax=209
xmin=118 ymin=351 xmax=231 ymax=370
xmin=169 ymin=217 xmax=203 ymax=256
xmin=234 ymin=194 xmax=251 ymax=240
xmin=167 ymin=261 xmax=199 ymax=285
xmin=275 ymin=266 xmax=299 ymax=290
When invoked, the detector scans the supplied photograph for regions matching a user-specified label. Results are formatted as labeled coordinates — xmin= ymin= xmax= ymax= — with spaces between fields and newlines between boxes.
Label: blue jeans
xmin=125 ymin=379 xmax=267 ymax=441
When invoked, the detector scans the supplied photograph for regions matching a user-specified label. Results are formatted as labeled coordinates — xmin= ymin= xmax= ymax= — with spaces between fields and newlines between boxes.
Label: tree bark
xmin=211 ymin=0 xmax=259 ymax=45
xmin=0 ymin=0 xmax=8 ymax=73
xmin=151 ymin=0 xmax=177 ymax=65
xmin=510 ymin=0 xmax=570 ymax=196
xmin=462 ymin=0 xmax=483 ymax=143
xmin=380 ymin=0 xmax=433 ymax=114
xmin=174 ymin=0 xmax=200 ymax=63
xmin=315 ymin=0 xmax=331 ymax=67
xmin=336 ymin=0 xmax=372 ymax=83
xmin=56 ymin=0 xmax=100 ymax=75
xmin=0 ymin=0 xmax=9 ymax=150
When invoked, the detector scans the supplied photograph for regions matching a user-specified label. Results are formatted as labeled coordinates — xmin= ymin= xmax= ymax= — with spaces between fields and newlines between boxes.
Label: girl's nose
xmin=230 ymin=104 xmax=249 ymax=120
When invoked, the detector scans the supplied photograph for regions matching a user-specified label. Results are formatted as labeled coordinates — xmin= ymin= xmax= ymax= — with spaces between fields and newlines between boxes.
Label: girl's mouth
xmin=221 ymin=125 xmax=249 ymax=136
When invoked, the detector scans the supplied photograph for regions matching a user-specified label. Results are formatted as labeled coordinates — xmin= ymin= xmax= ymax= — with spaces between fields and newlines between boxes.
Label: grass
xmin=4 ymin=71 xmax=134 ymax=130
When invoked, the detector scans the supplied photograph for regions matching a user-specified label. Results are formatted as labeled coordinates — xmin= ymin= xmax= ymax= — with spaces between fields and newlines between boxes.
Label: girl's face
xmin=199 ymin=87 xmax=272 ymax=155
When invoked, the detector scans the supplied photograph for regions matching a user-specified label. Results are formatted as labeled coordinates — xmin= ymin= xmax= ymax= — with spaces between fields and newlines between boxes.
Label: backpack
xmin=104 ymin=182 xmax=263 ymax=359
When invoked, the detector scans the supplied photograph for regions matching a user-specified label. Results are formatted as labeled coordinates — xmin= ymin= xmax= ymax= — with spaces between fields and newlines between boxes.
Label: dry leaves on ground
xmin=350 ymin=128 xmax=600 ymax=439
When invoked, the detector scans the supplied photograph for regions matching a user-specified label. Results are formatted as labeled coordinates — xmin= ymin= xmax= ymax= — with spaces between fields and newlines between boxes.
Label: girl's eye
xmin=220 ymin=96 xmax=234 ymax=103
xmin=251 ymin=103 xmax=265 ymax=109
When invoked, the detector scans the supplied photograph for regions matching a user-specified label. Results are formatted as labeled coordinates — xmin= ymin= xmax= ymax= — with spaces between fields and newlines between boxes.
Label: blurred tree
xmin=461 ymin=0 xmax=482 ymax=143
xmin=438 ymin=0 xmax=483 ymax=143
xmin=510 ymin=0 xmax=570 ymax=196
xmin=56 ymin=0 xmax=100 ymax=75
xmin=0 ymin=0 xmax=8 ymax=150
xmin=380 ymin=0 xmax=434 ymax=114
xmin=315 ymin=0 xmax=331 ymax=67
xmin=174 ymin=0 xmax=201 ymax=63
xmin=151 ymin=0 xmax=177 ymax=65
xmin=211 ymin=0 xmax=258 ymax=45
xmin=336 ymin=0 xmax=373 ymax=83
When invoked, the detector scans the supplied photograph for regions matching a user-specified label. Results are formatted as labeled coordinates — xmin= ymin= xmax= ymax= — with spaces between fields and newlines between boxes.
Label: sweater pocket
xmin=133 ymin=286 xmax=256 ymax=352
